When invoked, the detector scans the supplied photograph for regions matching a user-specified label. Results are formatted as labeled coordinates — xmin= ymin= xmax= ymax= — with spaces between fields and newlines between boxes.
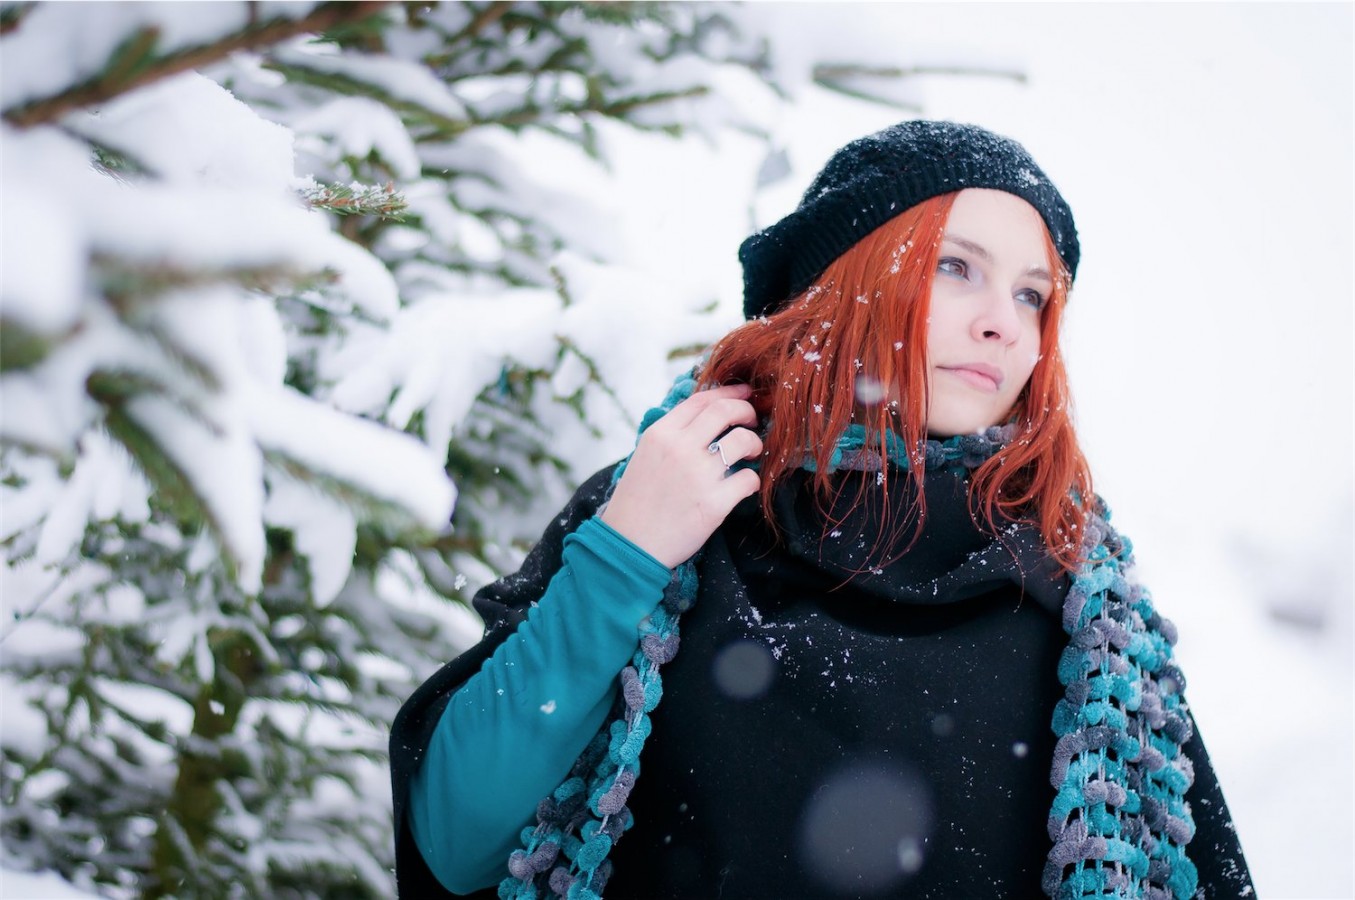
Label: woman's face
xmin=924 ymin=188 xmax=1051 ymax=436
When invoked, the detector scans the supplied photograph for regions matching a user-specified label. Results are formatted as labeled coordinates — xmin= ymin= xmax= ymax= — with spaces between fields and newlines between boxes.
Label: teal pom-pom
xmin=566 ymin=883 xmax=601 ymax=900
xmin=575 ymin=833 xmax=613 ymax=871
xmin=1166 ymin=854 xmax=1199 ymax=899
xmin=553 ymin=777 xmax=585 ymax=803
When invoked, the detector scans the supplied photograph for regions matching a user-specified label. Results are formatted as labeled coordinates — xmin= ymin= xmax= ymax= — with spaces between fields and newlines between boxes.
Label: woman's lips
xmin=939 ymin=364 xmax=1003 ymax=392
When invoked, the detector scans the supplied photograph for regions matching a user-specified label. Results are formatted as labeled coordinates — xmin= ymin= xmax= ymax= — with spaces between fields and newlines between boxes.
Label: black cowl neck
xmin=727 ymin=465 xmax=1069 ymax=618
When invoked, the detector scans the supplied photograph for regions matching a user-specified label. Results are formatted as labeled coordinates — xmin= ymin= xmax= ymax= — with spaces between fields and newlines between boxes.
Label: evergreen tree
xmin=1 ymin=2 xmax=1009 ymax=895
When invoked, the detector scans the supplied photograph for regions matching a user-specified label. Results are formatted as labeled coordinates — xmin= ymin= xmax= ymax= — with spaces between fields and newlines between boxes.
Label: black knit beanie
xmin=738 ymin=120 xmax=1080 ymax=320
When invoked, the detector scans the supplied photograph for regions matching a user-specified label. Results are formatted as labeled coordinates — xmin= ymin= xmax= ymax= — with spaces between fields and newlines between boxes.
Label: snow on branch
xmin=812 ymin=61 xmax=1027 ymax=110
xmin=0 ymin=1 xmax=389 ymax=128
xmin=250 ymin=383 xmax=455 ymax=537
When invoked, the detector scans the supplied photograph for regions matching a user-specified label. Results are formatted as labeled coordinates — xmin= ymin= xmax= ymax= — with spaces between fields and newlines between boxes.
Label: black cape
xmin=390 ymin=465 xmax=1253 ymax=898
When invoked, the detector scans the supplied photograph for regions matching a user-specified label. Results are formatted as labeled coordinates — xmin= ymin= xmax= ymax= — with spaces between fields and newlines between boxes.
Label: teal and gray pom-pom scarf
xmin=498 ymin=372 xmax=1198 ymax=900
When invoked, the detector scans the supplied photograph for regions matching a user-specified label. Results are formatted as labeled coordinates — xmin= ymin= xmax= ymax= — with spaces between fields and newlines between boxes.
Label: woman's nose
xmin=971 ymin=289 xmax=1022 ymax=343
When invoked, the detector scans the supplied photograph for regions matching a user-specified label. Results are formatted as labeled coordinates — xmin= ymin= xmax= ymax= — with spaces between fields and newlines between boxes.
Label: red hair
xmin=699 ymin=192 xmax=1093 ymax=571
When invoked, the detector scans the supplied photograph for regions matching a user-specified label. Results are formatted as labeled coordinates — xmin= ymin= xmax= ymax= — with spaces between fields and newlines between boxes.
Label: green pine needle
xmin=298 ymin=180 xmax=409 ymax=220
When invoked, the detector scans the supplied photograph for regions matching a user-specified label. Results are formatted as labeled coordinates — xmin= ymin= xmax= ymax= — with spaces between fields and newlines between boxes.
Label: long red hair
xmin=699 ymin=192 xmax=1093 ymax=571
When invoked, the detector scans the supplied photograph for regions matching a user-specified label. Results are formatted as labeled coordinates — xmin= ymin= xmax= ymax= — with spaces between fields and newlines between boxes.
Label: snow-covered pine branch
xmin=0 ymin=1 xmax=389 ymax=128
xmin=298 ymin=178 xmax=408 ymax=219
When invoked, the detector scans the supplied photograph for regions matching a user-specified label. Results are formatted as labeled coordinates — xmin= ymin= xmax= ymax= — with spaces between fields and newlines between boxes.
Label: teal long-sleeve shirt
xmin=408 ymin=516 xmax=671 ymax=895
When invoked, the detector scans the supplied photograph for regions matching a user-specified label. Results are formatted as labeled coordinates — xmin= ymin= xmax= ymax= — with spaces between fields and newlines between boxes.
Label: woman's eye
xmin=1016 ymin=288 xmax=1047 ymax=310
xmin=938 ymin=257 xmax=967 ymax=278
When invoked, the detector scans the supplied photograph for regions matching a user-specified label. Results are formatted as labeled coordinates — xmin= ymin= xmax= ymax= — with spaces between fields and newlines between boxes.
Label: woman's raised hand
xmin=600 ymin=384 xmax=762 ymax=569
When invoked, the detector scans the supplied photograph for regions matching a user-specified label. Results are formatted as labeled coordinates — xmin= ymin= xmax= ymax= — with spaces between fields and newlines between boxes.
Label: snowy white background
xmin=558 ymin=5 xmax=1353 ymax=898
xmin=0 ymin=3 xmax=1349 ymax=898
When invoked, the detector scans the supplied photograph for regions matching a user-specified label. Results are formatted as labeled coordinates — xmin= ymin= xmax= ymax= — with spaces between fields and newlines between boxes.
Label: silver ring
xmin=707 ymin=440 xmax=731 ymax=468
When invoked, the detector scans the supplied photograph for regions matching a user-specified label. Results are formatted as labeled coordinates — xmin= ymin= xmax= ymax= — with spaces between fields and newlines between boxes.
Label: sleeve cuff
xmin=561 ymin=517 xmax=672 ymax=619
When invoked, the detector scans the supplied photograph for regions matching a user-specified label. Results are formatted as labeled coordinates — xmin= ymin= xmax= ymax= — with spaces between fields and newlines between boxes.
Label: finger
xmin=660 ymin=383 xmax=752 ymax=429
xmin=716 ymin=467 xmax=760 ymax=505
xmin=688 ymin=398 xmax=758 ymax=445
xmin=709 ymin=427 xmax=763 ymax=464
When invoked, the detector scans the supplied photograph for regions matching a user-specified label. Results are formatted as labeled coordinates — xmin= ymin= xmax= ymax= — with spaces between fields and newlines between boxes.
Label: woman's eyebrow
xmin=942 ymin=233 xmax=993 ymax=262
xmin=943 ymin=233 xmax=1053 ymax=283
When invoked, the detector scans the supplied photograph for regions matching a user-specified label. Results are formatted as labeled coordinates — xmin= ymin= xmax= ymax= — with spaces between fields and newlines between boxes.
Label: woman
xmin=390 ymin=121 xmax=1253 ymax=899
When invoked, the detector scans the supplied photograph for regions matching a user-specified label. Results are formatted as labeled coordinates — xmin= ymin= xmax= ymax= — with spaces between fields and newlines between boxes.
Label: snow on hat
xmin=738 ymin=120 xmax=1080 ymax=320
